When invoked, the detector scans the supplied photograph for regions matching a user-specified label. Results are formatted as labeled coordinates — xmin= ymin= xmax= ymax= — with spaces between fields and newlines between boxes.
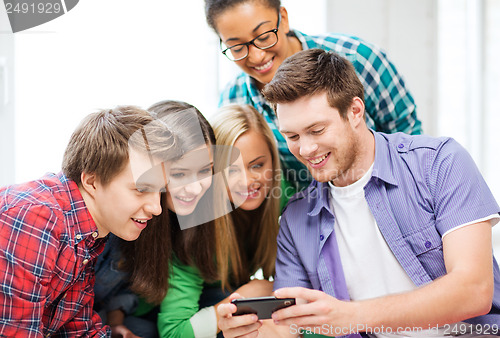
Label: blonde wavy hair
xmin=210 ymin=104 xmax=281 ymax=281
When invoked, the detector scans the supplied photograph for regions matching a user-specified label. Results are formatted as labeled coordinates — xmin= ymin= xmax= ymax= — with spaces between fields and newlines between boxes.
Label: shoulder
xmin=218 ymin=73 xmax=253 ymax=105
xmin=1 ymin=179 xmax=62 ymax=217
xmin=379 ymin=132 xmax=453 ymax=153
xmin=298 ymin=30 xmax=377 ymax=55
xmin=0 ymin=175 xmax=69 ymax=235
xmin=170 ymin=256 xmax=204 ymax=281
xmin=281 ymin=181 xmax=322 ymax=216
xmin=377 ymin=132 xmax=471 ymax=177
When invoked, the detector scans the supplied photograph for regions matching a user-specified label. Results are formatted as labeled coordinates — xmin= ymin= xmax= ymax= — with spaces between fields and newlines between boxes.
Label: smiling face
xmin=277 ymin=92 xmax=368 ymax=187
xmin=226 ymin=130 xmax=274 ymax=211
xmin=85 ymin=148 xmax=165 ymax=241
xmin=166 ymin=145 xmax=214 ymax=216
xmin=215 ymin=2 xmax=300 ymax=88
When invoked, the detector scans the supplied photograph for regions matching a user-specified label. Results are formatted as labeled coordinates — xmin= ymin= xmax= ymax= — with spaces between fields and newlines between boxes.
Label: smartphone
xmin=232 ymin=296 xmax=296 ymax=319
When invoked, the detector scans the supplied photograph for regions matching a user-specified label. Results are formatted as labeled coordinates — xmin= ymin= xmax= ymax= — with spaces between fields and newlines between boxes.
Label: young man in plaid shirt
xmin=0 ymin=106 xmax=177 ymax=337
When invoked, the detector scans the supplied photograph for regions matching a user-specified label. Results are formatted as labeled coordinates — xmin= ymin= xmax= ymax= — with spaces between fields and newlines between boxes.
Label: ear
xmin=279 ymin=6 xmax=291 ymax=34
xmin=348 ymin=97 xmax=366 ymax=128
xmin=80 ymin=172 xmax=98 ymax=197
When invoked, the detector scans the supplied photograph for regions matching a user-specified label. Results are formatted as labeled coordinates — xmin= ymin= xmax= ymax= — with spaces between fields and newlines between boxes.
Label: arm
xmin=106 ymin=309 xmax=142 ymax=338
xmin=157 ymin=260 xmax=205 ymax=338
xmin=272 ymin=220 xmax=494 ymax=335
xmin=94 ymin=235 xmax=140 ymax=336
xmin=0 ymin=204 xmax=108 ymax=337
xmin=217 ymin=207 xmax=310 ymax=338
xmin=158 ymin=259 xmax=274 ymax=338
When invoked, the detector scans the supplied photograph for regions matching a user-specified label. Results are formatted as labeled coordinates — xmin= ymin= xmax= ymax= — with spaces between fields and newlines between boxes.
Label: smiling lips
xmin=175 ymin=195 xmax=197 ymax=205
xmin=236 ymin=187 xmax=260 ymax=199
xmin=254 ymin=58 xmax=273 ymax=72
xmin=132 ymin=217 xmax=149 ymax=230
xmin=308 ymin=153 xmax=330 ymax=167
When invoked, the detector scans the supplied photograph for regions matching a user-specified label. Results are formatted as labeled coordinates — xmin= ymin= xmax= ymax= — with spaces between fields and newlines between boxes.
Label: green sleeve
xmin=157 ymin=259 xmax=205 ymax=338
xmin=280 ymin=176 xmax=298 ymax=212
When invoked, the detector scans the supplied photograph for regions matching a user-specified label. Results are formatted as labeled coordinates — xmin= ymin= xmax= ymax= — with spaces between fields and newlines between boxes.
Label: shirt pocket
xmin=403 ymin=224 xmax=446 ymax=280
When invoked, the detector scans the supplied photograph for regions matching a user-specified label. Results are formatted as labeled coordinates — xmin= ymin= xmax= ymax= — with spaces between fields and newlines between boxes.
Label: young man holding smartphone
xmin=218 ymin=49 xmax=500 ymax=337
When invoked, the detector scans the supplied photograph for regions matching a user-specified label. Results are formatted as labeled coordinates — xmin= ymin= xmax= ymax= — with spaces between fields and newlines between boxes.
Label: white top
xmin=190 ymin=306 xmax=217 ymax=338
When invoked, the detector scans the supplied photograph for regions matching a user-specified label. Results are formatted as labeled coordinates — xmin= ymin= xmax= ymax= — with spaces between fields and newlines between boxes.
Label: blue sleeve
xmin=274 ymin=210 xmax=313 ymax=291
xmin=429 ymin=139 xmax=500 ymax=234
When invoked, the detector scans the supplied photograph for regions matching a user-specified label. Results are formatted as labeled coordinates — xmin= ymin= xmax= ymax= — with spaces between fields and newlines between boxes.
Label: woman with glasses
xmin=205 ymin=0 xmax=423 ymax=192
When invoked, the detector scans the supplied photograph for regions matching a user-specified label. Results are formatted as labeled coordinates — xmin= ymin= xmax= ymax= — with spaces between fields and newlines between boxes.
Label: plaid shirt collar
xmin=53 ymin=172 xmax=101 ymax=244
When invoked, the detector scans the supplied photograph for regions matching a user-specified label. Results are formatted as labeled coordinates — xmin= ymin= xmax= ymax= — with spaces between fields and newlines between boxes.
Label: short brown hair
xmin=62 ymin=105 xmax=176 ymax=186
xmin=262 ymin=48 xmax=365 ymax=119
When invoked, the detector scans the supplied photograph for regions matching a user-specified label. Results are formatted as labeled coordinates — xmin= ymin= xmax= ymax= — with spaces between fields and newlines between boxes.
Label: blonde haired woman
xmin=211 ymin=103 xmax=282 ymax=282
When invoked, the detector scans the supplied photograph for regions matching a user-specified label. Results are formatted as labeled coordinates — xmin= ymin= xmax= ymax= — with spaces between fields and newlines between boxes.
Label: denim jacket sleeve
xmin=94 ymin=234 xmax=139 ymax=316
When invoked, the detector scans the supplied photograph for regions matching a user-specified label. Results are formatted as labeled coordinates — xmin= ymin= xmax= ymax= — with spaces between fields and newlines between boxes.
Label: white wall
xmin=11 ymin=0 xmax=220 ymax=184
xmin=325 ymin=0 xmax=438 ymax=136
xmin=0 ymin=4 xmax=15 ymax=186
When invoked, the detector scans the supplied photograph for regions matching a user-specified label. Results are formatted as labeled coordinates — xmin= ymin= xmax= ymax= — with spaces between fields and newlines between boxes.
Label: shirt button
xmin=92 ymin=232 xmax=98 ymax=238
xmin=75 ymin=234 xmax=82 ymax=240
xmin=398 ymin=143 xmax=404 ymax=149
xmin=82 ymin=259 xmax=89 ymax=265
xmin=425 ymin=241 xmax=432 ymax=249
xmin=320 ymin=235 xmax=324 ymax=241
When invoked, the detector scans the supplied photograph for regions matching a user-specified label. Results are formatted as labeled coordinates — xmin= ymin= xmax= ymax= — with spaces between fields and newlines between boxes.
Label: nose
xmin=299 ymin=138 xmax=319 ymax=158
xmin=145 ymin=192 xmax=162 ymax=216
xmin=228 ymin=168 xmax=249 ymax=191
xmin=246 ymin=44 xmax=266 ymax=63
xmin=245 ymin=168 xmax=259 ymax=185
xmin=183 ymin=179 xmax=203 ymax=196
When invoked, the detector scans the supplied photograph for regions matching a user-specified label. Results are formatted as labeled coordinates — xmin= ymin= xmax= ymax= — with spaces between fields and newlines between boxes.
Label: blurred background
xmin=1 ymin=0 xmax=499 ymax=251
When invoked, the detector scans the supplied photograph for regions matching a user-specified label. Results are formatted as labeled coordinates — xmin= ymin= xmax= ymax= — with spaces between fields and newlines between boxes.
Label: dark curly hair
xmin=205 ymin=0 xmax=281 ymax=32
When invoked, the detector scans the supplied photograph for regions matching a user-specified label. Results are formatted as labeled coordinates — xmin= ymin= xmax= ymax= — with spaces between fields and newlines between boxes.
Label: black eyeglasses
xmin=221 ymin=13 xmax=281 ymax=62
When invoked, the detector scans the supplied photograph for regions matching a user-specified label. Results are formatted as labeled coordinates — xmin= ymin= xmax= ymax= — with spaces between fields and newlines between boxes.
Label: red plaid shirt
xmin=0 ymin=173 xmax=110 ymax=337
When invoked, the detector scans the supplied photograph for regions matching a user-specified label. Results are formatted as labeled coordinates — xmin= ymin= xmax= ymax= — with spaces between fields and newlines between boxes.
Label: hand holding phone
xmin=231 ymin=296 xmax=296 ymax=319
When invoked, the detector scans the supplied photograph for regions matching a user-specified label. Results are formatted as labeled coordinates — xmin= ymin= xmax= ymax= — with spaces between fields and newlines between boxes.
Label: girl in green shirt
xmin=118 ymin=101 xmax=282 ymax=337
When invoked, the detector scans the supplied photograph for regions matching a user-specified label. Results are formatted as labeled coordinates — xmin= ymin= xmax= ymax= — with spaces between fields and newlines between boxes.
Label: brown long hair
xmin=121 ymin=100 xmax=237 ymax=305
xmin=210 ymin=104 xmax=281 ymax=282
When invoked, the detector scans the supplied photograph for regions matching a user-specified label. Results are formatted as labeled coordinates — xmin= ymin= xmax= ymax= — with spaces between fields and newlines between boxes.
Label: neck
xmin=78 ymin=185 xmax=107 ymax=238
xmin=288 ymin=33 xmax=303 ymax=55
xmin=332 ymin=128 xmax=375 ymax=187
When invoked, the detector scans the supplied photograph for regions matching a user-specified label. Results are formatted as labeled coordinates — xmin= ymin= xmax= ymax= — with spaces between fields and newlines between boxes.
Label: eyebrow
xmin=280 ymin=122 xmax=323 ymax=134
xmin=136 ymin=183 xmax=162 ymax=191
xmin=224 ymin=20 xmax=273 ymax=43
xmin=170 ymin=162 xmax=214 ymax=171
xmin=249 ymin=155 xmax=266 ymax=164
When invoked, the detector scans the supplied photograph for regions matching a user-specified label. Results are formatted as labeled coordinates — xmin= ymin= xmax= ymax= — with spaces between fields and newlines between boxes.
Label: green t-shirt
xmin=134 ymin=258 xmax=206 ymax=337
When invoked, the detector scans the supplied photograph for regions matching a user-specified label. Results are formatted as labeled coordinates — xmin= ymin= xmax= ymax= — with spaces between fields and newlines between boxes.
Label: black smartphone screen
xmin=232 ymin=296 xmax=296 ymax=319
